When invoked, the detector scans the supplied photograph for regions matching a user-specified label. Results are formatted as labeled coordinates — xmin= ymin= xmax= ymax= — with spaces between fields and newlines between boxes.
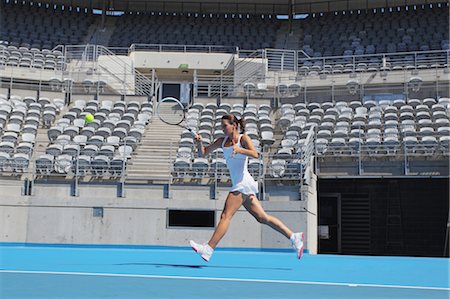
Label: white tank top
xmin=222 ymin=134 xmax=249 ymax=186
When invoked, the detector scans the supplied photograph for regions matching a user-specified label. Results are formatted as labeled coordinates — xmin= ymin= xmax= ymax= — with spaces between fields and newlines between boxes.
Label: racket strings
xmin=158 ymin=99 xmax=185 ymax=125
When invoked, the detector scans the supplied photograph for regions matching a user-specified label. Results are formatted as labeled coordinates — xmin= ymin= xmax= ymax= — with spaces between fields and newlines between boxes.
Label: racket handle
xmin=188 ymin=128 xmax=197 ymax=137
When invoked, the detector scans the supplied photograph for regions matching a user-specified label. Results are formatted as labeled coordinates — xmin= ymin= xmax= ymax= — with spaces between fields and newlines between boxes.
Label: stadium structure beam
xmin=16 ymin=0 xmax=445 ymax=14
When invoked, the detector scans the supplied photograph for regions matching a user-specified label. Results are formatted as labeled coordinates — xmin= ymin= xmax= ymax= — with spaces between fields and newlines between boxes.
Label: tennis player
xmin=190 ymin=113 xmax=304 ymax=262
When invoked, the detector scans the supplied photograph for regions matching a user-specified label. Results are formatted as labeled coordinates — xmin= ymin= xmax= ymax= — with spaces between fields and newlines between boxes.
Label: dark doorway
xmin=318 ymin=194 xmax=341 ymax=254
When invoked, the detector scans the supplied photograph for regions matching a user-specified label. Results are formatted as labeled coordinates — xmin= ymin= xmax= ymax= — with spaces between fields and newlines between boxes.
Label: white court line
xmin=0 ymin=270 xmax=449 ymax=291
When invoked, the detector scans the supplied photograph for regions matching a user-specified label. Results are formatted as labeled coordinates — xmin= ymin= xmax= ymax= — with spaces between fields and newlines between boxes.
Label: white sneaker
xmin=291 ymin=232 xmax=304 ymax=259
xmin=190 ymin=240 xmax=213 ymax=262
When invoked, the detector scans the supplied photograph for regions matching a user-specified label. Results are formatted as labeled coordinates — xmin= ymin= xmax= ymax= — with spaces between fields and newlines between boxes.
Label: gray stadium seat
xmin=192 ymin=158 xmax=209 ymax=177
xmin=55 ymin=154 xmax=72 ymax=174
xmin=174 ymin=157 xmax=191 ymax=178
xmin=270 ymin=159 xmax=287 ymax=178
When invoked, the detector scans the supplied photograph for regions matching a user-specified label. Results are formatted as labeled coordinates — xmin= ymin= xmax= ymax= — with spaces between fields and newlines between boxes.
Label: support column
xmin=101 ymin=0 xmax=107 ymax=29
xmin=301 ymin=171 xmax=318 ymax=254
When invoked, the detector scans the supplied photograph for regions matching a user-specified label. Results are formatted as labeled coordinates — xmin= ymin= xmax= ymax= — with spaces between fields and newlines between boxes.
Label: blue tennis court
xmin=1 ymin=244 xmax=448 ymax=299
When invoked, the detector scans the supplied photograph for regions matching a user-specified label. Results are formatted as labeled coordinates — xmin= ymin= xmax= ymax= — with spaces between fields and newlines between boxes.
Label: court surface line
xmin=1 ymin=270 xmax=448 ymax=291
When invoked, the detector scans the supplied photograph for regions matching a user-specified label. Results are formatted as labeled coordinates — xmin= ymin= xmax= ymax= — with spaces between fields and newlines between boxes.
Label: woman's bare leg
xmin=243 ymin=195 xmax=293 ymax=238
xmin=207 ymin=191 xmax=244 ymax=249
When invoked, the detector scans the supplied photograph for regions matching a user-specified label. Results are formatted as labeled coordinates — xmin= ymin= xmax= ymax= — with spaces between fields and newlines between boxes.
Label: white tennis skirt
xmin=230 ymin=174 xmax=258 ymax=196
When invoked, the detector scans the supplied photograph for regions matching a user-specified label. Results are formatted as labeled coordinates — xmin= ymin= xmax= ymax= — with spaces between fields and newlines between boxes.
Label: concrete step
xmin=126 ymin=171 xmax=169 ymax=175
xmin=126 ymin=119 xmax=183 ymax=179
xmin=132 ymin=154 xmax=173 ymax=158
xmin=130 ymin=162 xmax=172 ymax=167
xmin=136 ymin=147 xmax=177 ymax=151
xmin=129 ymin=163 xmax=171 ymax=169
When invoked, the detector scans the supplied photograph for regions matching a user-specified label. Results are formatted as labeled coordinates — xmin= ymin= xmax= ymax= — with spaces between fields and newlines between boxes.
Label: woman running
xmin=189 ymin=113 xmax=304 ymax=262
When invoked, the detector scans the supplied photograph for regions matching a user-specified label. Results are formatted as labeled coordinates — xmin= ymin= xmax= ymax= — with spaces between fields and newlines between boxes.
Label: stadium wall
xmin=132 ymin=52 xmax=234 ymax=70
xmin=0 ymin=181 xmax=311 ymax=251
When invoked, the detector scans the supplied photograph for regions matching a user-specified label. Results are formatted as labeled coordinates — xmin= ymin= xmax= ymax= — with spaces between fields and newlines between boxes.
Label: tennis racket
xmin=156 ymin=97 xmax=196 ymax=137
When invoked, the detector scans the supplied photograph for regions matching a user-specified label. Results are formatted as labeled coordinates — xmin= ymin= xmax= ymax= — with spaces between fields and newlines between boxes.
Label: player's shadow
xmin=116 ymin=263 xmax=291 ymax=271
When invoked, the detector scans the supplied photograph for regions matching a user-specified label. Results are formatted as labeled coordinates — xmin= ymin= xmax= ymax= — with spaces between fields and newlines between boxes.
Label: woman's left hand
xmin=232 ymin=144 xmax=241 ymax=158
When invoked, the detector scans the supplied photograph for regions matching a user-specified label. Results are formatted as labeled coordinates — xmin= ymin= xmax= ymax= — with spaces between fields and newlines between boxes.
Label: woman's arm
xmin=234 ymin=134 xmax=259 ymax=159
xmin=195 ymin=136 xmax=224 ymax=157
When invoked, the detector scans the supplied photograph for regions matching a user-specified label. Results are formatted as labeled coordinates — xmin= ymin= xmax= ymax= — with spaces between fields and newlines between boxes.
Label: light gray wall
xmin=39 ymin=91 xmax=64 ymax=100
xmin=132 ymin=52 xmax=234 ymax=70
xmin=0 ymin=181 xmax=310 ymax=250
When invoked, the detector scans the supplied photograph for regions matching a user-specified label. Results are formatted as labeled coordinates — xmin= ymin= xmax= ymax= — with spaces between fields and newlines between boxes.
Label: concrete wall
xmin=9 ymin=89 xmax=38 ymax=98
xmin=1 ymin=66 xmax=63 ymax=82
xmin=0 ymin=181 xmax=309 ymax=250
xmin=38 ymin=90 xmax=65 ymax=100
xmin=194 ymin=97 xmax=272 ymax=110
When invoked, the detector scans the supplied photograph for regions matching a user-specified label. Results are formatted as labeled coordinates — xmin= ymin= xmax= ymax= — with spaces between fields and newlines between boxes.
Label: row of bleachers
xmin=275 ymin=98 xmax=450 ymax=172
xmin=0 ymin=93 xmax=64 ymax=172
xmin=109 ymin=13 xmax=279 ymax=50
xmin=35 ymin=152 xmax=127 ymax=177
xmin=110 ymin=4 xmax=448 ymax=56
xmin=3 ymin=1 xmax=446 ymax=55
xmin=0 ymin=93 xmax=447 ymax=179
xmin=298 ymin=4 xmax=449 ymax=57
xmin=1 ymin=1 xmax=95 ymax=50
xmin=0 ymin=43 xmax=64 ymax=70
xmin=171 ymin=97 xmax=449 ymax=179
xmin=37 ymin=99 xmax=153 ymax=176
xmin=179 ymin=102 xmax=275 ymax=148
xmin=296 ymin=54 xmax=449 ymax=75
xmin=173 ymin=102 xmax=274 ymax=179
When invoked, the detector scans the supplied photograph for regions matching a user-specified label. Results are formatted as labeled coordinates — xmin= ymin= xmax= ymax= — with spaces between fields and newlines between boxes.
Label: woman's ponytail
xmin=222 ymin=113 xmax=245 ymax=133
xmin=237 ymin=117 xmax=245 ymax=134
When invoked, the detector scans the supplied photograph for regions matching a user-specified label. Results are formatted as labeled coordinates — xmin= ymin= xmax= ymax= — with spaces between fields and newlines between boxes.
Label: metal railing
xmin=31 ymin=140 xmax=131 ymax=181
xmin=195 ymin=74 xmax=235 ymax=99
xmin=130 ymin=44 xmax=238 ymax=54
xmin=299 ymin=126 xmax=316 ymax=186
xmin=0 ymin=132 xmax=448 ymax=197
xmin=298 ymin=50 xmax=450 ymax=72
xmin=263 ymin=49 xmax=450 ymax=72
xmin=3 ymin=43 xmax=448 ymax=101
xmin=107 ymin=45 xmax=449 ymax=73
xmin=195 ymin=49 xmax=266 ymax=99
xmin=167 ymin=128 xmax=314 ymax=197
xmin=314 ymin=132 xmax=449 ymax=176
xmin=59 ymin=44 xmax=156 ymax=96
xmin=194 ymin=48 xmax=449 ymax=100
xmin=237 ymin=49 xmax=266 ymax=59
xmin=233 ymin=49 xmax=266 ymax=87
xmin=167 ymin=147 xmax=304 ymax=199
xmin=96 ymin=45 xmax=154 ymax=96
xmin=1 ymin=137 xmax=446 ymax=178
xmin=266 ymin=49 xmax=297 ymax=72
xmin=64 ymin=44 xmax=96 ymax=66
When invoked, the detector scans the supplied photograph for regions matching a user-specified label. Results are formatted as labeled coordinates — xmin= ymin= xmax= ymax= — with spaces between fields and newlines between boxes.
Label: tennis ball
xmin=85 ymin=113 xmax=94 ymax=123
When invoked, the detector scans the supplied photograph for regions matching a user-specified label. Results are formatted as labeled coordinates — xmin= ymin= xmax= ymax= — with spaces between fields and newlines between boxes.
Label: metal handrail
xmin=97 ymin=45 xmax=154 ymax=96
xmin=130 ymin=43 xmax=238 ymax=54
xmin=0 ymin=136 xmax=447 ymax=183
xmin=195 ymin=49 xmax=266 ymax=98
xmin=297 ymin=49 xmax=450 ymax=70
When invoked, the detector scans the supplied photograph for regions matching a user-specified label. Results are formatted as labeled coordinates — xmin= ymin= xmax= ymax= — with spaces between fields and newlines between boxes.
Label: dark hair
xmin=222 ymin=114 xmax=245 ymax=133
